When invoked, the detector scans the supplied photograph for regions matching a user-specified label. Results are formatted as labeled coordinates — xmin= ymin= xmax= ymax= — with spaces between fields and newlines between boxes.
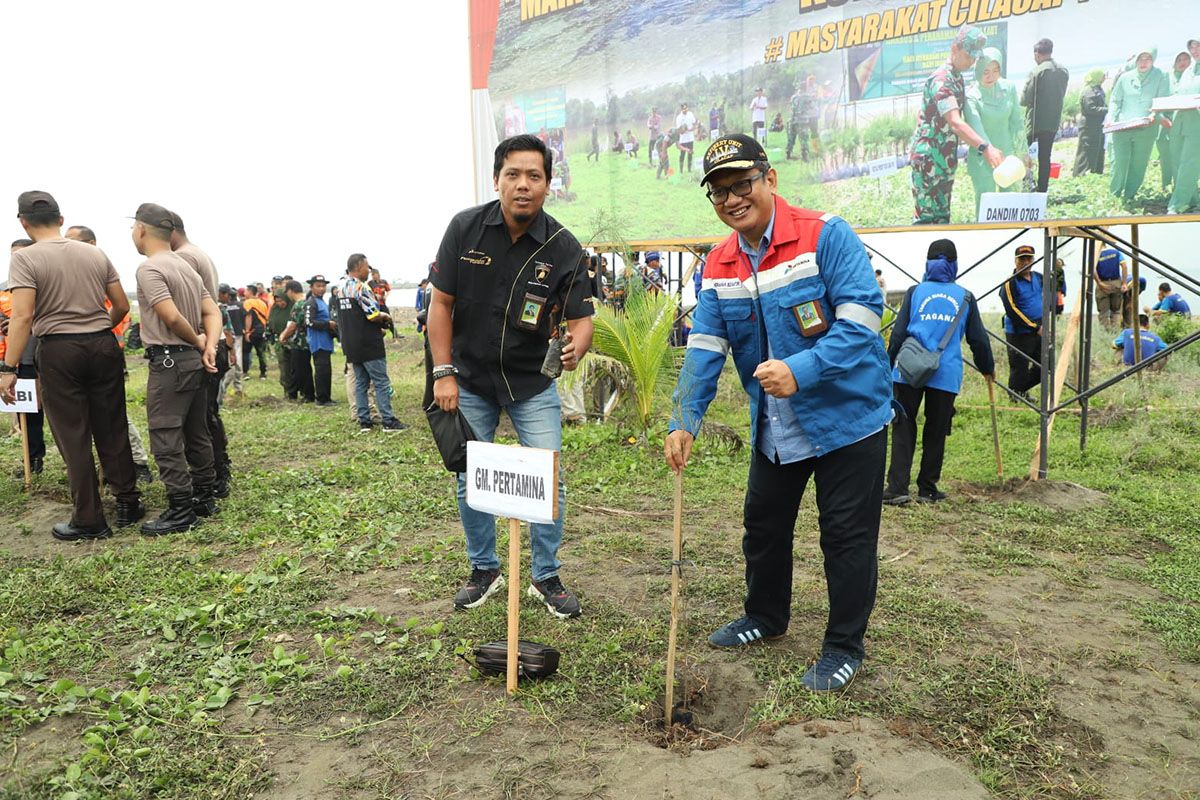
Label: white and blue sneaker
xmin=801 ymin=651 xmax=863 ymax=692
xmin=708 ymin=615 xmax=784 ymax=648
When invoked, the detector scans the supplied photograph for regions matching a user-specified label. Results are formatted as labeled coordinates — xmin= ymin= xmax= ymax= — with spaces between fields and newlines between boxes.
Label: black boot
xmin=52 ymin=521 xmax=112 ymax=542
xmin=11 ymin=457 xmax=41 ymax=479
xmin=141 ymin=492 xmax=198 ymax=535
xmin=213 ymin=466 xmax=231 ymax=499
xmin=115 ymin=498 xmax=146 ymax=527
xmin=192 ymin=484 xmax=220 ymax=517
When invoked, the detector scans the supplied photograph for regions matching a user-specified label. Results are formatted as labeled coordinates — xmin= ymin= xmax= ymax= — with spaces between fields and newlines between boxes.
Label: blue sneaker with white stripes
xmin=801 ymin=651 xmax=862 ymax=692
xmin=707 ymin=615 xmax=783 ymax=648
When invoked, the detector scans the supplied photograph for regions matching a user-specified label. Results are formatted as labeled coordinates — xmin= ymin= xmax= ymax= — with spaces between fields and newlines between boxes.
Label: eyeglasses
xmin=706 ymin=171 xmax=766 ymax=205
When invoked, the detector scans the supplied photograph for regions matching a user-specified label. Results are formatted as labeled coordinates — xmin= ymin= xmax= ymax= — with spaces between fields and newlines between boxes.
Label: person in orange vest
xmin=242 ymin=286 xmax=269 ymax=379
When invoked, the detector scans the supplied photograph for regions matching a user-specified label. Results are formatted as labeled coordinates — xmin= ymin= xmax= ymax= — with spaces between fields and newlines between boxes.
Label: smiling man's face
xmin=494 ymin=149 xmax=548 ymax=226
xmin=708 ymin=167 xmax=777 ymax=242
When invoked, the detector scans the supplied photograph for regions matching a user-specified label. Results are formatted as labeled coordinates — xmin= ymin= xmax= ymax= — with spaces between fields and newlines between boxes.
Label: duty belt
xmin=145 ymin=344 xmax=199 ymax=368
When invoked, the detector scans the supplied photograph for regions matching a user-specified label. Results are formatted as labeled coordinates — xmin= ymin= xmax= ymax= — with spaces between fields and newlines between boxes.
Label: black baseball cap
xmin=17 ymin=190 xmax=60 ymax=217
xmin=168 ymin=211 xmax=186 ymax=233
xmin=1014 ymin=244 xmax=1036 ymax=258
xmin=927 ymin=239 xmax=957 ymax=261
xmin=132 ymin=203 xmax=175 ymax=230
xmin=307 ymin=274 xmax=328 ymax=285
xmin=271 ymin=275 xmax=285 ymax=282
xmin=700 ymin=134 xmax=768 ymax=185
xmin=218 ymin=283 xmax=233 ymax=295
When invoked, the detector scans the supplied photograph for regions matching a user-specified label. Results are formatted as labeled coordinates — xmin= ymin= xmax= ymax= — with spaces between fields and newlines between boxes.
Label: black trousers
xmin=16 ymin=363 xmax=45 ymax=461
xmin=312 ymin=349 xmax=332 ymax=402
xmin=287 ymin=348 xmax=314 ymax=401
xmin=38 ymin=332 xmax=138 ymax=526
xmin=1006 ymin=332 xmax=1043 ymax=394
xmin=742 ymin=428 xmax=886 ymax=659
xmin=1028 ymin=130 xmax=1056 ymax=193
xmin=887 ymin=383 xmax=956 ymax=496
xmin=206 ymin=345 xmax=230 ymax=478
xmin=243 ymin=334 xmax=268 ymax=377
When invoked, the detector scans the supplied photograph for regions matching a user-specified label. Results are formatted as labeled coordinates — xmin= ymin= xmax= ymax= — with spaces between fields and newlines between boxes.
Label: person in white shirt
xmin=675 ymin=103 xmax=698 ymax=173
xmin=750 ymin=88 xmax=769 ymax=145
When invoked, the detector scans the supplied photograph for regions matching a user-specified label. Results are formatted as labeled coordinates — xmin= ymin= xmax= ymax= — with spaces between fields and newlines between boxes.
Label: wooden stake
xmin=19 ymin=413 xmax=31 ymax=490
xmin=506 ymin=517 xmax=521 ymax=696
xmin=1029 ymin=286 xmax=1084 ymax=480
xmin=986 ymin=378 xmax=1003 ymax=479
xmin=664 ymin=470 xmax=683 ymax=729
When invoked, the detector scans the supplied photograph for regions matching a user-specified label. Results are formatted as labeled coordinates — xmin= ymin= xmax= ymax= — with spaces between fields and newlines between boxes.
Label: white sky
xmin=1 ymin=1 xmax=475 ymax=291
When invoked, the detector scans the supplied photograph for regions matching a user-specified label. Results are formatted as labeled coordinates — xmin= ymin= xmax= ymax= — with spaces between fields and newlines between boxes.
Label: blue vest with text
xmin=894 ymin=281 xmax=969 ymax=394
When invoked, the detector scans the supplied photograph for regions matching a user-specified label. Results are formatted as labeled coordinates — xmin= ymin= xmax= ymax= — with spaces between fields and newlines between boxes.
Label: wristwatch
xmin=977 ymin=142 xmax=989 ymax=155
xmin=0 ymin=363 xmax=17 ymax=375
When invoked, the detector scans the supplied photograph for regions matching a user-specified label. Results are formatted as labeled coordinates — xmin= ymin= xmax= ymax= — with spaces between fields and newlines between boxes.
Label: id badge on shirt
xmin=517 ymin=280 xmax=550 ymax=331
xmin=792 ymin=299 xmax=829 ymax=337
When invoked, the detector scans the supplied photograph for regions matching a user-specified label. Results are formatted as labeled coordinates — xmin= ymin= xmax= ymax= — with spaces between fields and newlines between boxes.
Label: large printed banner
xmin=471 ymin=1 xmax=1200 ymax=239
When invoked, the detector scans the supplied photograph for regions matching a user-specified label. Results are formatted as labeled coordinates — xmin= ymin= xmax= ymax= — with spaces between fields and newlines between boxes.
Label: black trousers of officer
xmin=147 ymin=349 xmax=215 ymax=495
xmin=206 ymin=341 xmax=230 ymax=477
xmin=887 ymin=382 xmax=956 ymax=496
xmin=312 ymin=348 xmax=332 ymax=403
xmin=287 ymin=347 xmax=314 ymax=402
xmin=743 ymin=428 xmax=886 ymax=660
xmin=39 ymin=332 xmax=138 ymax=527
xmin=1006 ymin=332 xmax=1043 ymax=394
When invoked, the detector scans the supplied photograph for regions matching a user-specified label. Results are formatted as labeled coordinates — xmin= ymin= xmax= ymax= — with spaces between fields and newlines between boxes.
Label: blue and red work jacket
xmin=670 ymin=195 xmax=893 ymax=455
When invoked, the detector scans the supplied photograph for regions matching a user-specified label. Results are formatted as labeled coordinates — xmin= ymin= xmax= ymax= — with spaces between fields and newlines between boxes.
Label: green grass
xmin=0 ymin=322 xmax=1197 ymax=798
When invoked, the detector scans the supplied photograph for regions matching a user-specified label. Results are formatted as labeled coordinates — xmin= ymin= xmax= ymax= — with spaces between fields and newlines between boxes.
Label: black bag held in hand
xmin=467 ymin=640 xmax=561 ymax=679
xmin=422 ymin=337 xmax=476 ymax=473
xmin=894 ymin=292 xmax=971 ymax=389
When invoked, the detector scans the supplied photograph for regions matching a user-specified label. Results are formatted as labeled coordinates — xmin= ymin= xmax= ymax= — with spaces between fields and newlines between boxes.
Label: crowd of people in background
xmin=0 ymin=191 xmax=408 ymax=544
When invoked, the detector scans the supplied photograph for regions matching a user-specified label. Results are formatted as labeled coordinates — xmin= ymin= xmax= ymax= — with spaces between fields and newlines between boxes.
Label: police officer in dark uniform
xmin=429 ymin=134 xmax=594 ymax=620
xmin=131 ymin=204 xmax=223 ymax=534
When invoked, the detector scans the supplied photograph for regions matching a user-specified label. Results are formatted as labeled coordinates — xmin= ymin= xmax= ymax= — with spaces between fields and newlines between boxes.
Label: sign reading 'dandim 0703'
xmin=0 ymin=379 xmax=38 ymax=414
xmin=466 ymin=441 xmax=559 ymax=525
xmin=978 ymin=193 xmax=1047 ymax=225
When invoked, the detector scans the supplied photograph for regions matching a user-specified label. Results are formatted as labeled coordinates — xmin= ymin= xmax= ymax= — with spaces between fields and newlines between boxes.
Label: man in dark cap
xmin=665 ymin=134 xmax=891 ymax=691
xmin=279 ymin=279 xmax=314 ymax=403
xmin=1001 ymin=244 xmax=1050 ymax=399
xmin=1 ymin=191 xmax=143 ymax=540
xmin=340 ymin=254 xmax=404 ymax=432
xmin=131 ymin=203 xmax=222 ymax=534
xmin=303 ymin=274 xmax=337 ymax=405
xmin=268 ymin=285 xmax=293 ymax=396
xmin=883 ymin=239 xmax=994 ymax=505
xmin=168 ymin=211 xmax=232 ymax=497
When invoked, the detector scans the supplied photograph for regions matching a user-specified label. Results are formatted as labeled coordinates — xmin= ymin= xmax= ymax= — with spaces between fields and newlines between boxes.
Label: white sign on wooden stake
xmin=0 ymin=379 xmax=38 ymax=414
xmin=466 ymin=441 xmax=559 ymax=524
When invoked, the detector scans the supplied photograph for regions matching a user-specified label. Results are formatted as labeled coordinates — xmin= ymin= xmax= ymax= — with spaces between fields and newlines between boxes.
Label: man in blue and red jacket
xmin=664 ymin=134 xmax=892 ymax=692
xmin=1001 ymin=244 xmax=1056 ymax=399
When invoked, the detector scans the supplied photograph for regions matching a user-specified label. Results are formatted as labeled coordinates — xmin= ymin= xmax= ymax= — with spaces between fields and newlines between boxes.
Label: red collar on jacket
xmin=709 ymin=195 xmax=825 ymax=281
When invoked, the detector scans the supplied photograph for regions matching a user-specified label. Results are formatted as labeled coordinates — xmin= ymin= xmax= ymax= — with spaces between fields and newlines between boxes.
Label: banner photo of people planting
xmin=471 ymin=0 xmax=1200 ymax=236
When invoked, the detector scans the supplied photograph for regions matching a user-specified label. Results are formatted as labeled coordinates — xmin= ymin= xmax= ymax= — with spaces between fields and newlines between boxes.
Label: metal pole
xmin=1130 ymin=224 xmax=1142 ymax=368
xmin=1037 ymin=229 xmax=1054 ymax=479
xmin=1080 ymin=238 xmax=1095 ymax=452
xmin=1082 ymin=226 xmax=1200 ymax=297
xmin=1048 ymin=327 xmax=1200 ymax=413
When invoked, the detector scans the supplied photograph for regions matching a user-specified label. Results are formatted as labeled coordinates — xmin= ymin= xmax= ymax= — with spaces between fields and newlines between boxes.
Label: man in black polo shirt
xmin=429 ymin=134 xmax=594 ymax=619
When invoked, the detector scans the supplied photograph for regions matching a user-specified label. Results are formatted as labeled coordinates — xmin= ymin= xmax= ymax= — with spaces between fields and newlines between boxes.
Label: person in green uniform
xmin=909 ymin=26 xmax=1003 ymax=224
xmin=279 ymin=280 xmax=314 ymax=403
xmin=1073 ymin=69 xmax=1109 ymax=176
xmin=1168 ymin=39 xmax=1200 ymax=215
xmin=1108 ymin=48 xmax=1171 ymax=205
xmin=267 ymin=289 xmax=292 ymax=395
xmin=963 ymin=47 xmax=1025 ymax=217
xmin=1158 ymin=51 xmax=1193 ymax=191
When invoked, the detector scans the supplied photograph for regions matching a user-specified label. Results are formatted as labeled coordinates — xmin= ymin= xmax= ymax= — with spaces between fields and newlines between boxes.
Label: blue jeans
xmin=352 ymin=358 xmax=397 ymax=426
xmin=456 ymin=383 xmax=565 ymax=582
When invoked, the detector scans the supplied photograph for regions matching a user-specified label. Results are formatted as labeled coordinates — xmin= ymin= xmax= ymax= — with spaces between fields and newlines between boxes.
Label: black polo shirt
xmin=433 ymin=200 xmax=592 ymax=405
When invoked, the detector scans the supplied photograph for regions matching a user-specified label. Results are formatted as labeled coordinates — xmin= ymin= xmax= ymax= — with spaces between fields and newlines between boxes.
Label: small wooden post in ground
xmin=506 ymin=518 xmax=521 ymax=696
xmin=664 ymin=470 xmax=683 ymax=729
xmin=986 ymin=378 xmax=1003 ymax=479
xmin=19 ymin=412 xmax=31 ymax=490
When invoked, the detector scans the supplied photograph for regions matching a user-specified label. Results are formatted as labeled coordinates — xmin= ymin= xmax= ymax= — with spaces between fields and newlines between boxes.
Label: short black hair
xmin=493 ymin=134 xmax=552 ymax=180
xmin=285 ymin=280 xmax=304 ymax=294
xmin=67 ymin=225 xmax=96 ymax=243
xmin=20 ymin=210 xmax=60 ymax=228
xmin=11 ymin=238 xmax=33 ymax=248
xmin=244 ymin=285 xmax=257 ymax=294
xmin=347 ymin=253 xmax=367 ymax=272
xmin=874 ymin=269 xmax=882 ymax=276
xmin=1034 ymin=38 xmax=1053 ymax=55
xmin=1159 ymin=282 xmax=1172 ymax=292
xmin=1139 ymin=313 xmax=1150 ymax=327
